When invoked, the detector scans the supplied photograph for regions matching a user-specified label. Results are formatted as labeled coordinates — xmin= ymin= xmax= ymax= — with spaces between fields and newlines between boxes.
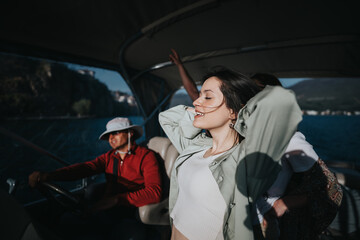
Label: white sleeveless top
xmin=170 ymin=149 xmax=226 ymax=240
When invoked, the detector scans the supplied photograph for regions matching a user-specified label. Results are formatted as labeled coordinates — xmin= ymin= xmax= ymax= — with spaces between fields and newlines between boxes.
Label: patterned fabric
xmin=279 ymin=159 xmax=343 ymax=240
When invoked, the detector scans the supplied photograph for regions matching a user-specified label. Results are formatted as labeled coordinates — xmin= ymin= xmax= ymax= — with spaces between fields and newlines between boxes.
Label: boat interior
xmin=1 ymin=0 xmax=360 ymax=239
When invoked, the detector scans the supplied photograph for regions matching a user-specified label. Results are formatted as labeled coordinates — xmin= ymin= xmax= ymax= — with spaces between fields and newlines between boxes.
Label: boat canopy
xmin=1 ymin=0 xmax=359 ymax=136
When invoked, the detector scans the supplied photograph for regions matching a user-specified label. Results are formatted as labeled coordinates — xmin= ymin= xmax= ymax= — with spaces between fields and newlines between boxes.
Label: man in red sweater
xmin=29 ymin=117 xmax=162 ymax=218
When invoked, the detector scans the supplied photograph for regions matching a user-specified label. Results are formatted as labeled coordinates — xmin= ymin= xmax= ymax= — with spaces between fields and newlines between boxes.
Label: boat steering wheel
xmin=38 ymin=182 xmax=83 ymax=212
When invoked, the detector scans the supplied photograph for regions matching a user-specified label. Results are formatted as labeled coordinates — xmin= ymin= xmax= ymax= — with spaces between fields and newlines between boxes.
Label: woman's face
xmin=192 ymin=77 xmax=235 ymax=131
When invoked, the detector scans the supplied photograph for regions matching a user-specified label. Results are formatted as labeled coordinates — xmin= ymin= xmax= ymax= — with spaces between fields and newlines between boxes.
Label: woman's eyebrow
xmin=201 ymin=89 xmax=214 ymax=94
xmin=199 ymin=89 xmax=214 ymax=96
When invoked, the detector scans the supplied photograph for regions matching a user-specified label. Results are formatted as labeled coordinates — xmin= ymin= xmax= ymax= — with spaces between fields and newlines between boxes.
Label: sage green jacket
xmin=159 ymin=86 xmax=302 ymax=240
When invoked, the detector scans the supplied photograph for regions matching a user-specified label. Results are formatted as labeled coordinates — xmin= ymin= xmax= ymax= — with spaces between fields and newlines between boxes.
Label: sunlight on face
xmin=192 ymin=77 xmax=234 ymax=131
xmin=108 ymin=131 xmax=129 ymax=149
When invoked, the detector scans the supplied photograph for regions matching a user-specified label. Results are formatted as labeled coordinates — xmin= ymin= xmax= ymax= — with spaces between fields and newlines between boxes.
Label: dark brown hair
xmin=202 ymin=66 xmax=261 ymax=115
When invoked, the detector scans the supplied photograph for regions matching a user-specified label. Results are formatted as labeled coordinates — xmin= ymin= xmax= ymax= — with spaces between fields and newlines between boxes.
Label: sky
xmin=67 ymin=64 xmax=132 ymax=93
xmin=67 ymin=63 xmax=310 ymax=95
xmin=279 ymin=78 xmax=311 ymax=88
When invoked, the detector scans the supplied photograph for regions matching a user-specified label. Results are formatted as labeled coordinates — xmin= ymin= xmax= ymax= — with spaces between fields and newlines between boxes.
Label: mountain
xmin=288 ymin=78 xmax=360 ymax=111
xmin=0 ymin=54 xmax=139 ymax=118
xmin=169 ymin=78 xmax=360 ymax=112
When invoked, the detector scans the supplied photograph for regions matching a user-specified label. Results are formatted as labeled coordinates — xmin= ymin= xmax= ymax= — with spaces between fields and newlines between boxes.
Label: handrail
xmin=141 ymin=91 xmax=174 ymax=127
xmin=138 ymin=34 xmax=360 ymax=75
xmin=0 ymin=126 xmax=70 ymax=166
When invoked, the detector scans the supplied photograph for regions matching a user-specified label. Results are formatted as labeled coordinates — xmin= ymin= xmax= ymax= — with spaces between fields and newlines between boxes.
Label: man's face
xmin=108 ymin=130 xmax=129 ymax=150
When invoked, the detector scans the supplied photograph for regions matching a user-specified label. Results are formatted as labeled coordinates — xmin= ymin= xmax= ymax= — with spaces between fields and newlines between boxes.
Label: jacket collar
xmin=174 ymin=139 xmax=242 ymax=170
xmin=112 ymin=142 xmax=138 ymax=156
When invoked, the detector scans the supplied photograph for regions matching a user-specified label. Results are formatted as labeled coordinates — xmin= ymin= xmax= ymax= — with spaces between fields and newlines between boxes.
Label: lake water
xmin=0 ymin=115 xmax=359 ymax=203
xmin=298 ymin=115 xmax=360 ymax=164
xmin=0 ymin=116 xmax=144 ymax=203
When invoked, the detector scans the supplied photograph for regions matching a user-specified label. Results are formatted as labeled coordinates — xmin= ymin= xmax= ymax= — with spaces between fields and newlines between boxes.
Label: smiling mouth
xmin=195 ymin=111 xmax=205 ymax=116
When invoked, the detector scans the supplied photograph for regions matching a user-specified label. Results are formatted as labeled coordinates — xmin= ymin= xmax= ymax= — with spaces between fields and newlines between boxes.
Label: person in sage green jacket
xmin=158 ymin=66 xmax=302 ymax=240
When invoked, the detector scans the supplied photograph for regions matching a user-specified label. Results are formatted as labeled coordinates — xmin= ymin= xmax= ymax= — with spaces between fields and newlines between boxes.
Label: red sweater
xmin=48 ymin=144 xmax=162 ymax=207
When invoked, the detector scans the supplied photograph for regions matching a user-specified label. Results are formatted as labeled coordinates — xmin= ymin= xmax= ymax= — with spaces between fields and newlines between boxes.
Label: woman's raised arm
xmin=159 ymin=105 xmax=203 ymax=153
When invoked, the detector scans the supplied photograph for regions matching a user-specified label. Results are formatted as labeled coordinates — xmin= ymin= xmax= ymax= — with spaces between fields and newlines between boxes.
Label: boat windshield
xmin=0 ymin=52 xmax=143 ymax=204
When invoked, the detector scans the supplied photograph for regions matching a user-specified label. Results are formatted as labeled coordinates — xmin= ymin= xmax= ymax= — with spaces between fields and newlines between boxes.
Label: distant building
xmin=127 ymin=96 xmax=136 ymax=106
xmin=77 ymin=69 xmax=95 ymax=77
xmin=111 ymin=91 xmax=137 ymax=106
xmin=305 ymin=110 xmax=318 ymax=116
xmin=320 ymin=109 xmax=331 ymax=116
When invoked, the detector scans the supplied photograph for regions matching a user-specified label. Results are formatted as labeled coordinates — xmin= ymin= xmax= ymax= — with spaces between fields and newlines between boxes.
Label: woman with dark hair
xmin=169 ymin=49 xmax=342 ymax=239
xmin=159 ymin=66 xmax=302 ymax=240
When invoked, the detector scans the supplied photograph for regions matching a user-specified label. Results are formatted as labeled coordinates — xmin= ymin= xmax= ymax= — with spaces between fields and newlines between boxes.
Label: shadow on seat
xmin=138 ymin=136 xmax=179 ymax=225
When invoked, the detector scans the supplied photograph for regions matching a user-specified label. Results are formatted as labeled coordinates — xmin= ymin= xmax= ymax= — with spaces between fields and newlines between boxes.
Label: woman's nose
xmin=193 ymin=97 xmax=201 ymax=107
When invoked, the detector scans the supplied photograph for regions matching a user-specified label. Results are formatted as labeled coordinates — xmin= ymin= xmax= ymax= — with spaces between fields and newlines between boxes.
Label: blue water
xmin=0 ymin=115 xmax=359 ymax=203
xmin=298 ymin=115 xmax=360 ymax=165
xmin=0 ymin=116 xmax=144 ymax=203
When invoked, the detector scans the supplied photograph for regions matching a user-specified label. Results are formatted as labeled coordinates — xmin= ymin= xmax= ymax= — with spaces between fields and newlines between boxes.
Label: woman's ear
xmin=229 ymin=109 xmax=237 ymax=120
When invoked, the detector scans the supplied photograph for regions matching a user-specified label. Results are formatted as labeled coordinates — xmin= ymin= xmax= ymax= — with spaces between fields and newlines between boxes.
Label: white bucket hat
xmin=99 ymin=117 xmax=143 ymax=140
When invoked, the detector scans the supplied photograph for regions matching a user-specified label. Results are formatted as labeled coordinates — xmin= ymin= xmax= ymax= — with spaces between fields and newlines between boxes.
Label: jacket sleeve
xmin=235 ymin=86 xmax=303 ymax=203
xmin=117 ymin=151 xmax=162 ymax=207
xmin=47 ymin=153 xmax=107 ymax=181
xmin=158 ymin=105 xmax=202 ymax=153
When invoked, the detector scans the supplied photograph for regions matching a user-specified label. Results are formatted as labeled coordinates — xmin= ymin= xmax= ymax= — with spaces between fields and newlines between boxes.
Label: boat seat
xmin=138 ymin=136 xmax=179 ymax=225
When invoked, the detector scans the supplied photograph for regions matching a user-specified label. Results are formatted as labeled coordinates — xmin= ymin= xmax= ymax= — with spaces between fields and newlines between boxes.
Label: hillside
xmin=289 ymin=78 xmax=360 ymax=111
xmin=0 ymin=54 xmax=139 ymax=118
xmin=169 ymin=78 xmax=360 ymax=112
